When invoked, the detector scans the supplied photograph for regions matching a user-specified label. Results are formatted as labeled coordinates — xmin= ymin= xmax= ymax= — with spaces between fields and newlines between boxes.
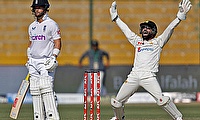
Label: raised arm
xmin=109 ymin=1 xmax=140 ymax=46
xmin=158 ymin=0 xmax=192 ymax=47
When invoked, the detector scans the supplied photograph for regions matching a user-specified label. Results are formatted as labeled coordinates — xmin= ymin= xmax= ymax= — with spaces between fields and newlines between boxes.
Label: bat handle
xmin=25 ymin=74 xmax=30 ymax=81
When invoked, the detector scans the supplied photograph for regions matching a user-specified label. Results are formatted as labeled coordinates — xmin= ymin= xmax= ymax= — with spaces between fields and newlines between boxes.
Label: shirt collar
xmin=42 ymin=13 xmax=48 ymax=21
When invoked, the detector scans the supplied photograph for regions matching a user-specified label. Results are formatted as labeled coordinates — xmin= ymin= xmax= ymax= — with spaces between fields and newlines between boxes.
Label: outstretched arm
xmin=158 ymin=0 xmax=192 ymax=47
xmin=109 ymin=1 xmax=140 ymax=46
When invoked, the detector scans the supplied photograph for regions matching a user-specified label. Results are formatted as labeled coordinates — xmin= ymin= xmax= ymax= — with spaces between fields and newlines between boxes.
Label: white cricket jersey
xmin=28 ymin=14 xmax=61 ymax=59
xmin=116 ymin=18 xmax=181 ymax=72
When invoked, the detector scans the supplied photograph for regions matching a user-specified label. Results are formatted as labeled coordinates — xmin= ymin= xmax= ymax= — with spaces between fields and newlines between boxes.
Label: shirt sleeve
xmin=115 ymin=18 xmax=141 ymax=47
xmin=51 ymin=21 xmax=61 ymax=40
xmin=157 ymin=18 xmax=181 ymax=48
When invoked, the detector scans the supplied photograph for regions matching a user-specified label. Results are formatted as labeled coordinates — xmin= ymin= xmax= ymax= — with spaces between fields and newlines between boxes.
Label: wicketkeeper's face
xmin=141 ymin=25 xmax=153 ymax=40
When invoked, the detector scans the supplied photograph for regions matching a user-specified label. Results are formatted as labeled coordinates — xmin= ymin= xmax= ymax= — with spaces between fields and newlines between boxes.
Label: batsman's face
xmin=33 ymin=6 xmax=45 ymax=18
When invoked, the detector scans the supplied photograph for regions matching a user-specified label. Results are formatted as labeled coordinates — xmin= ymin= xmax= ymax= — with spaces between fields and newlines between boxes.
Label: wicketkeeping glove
xmin=177 ymin=0 xmax=192 ymax=20
xmin=44 ymin=56 xmax=58 ymax=72
xmin=109 ymin=1 xmax=119 ymax=22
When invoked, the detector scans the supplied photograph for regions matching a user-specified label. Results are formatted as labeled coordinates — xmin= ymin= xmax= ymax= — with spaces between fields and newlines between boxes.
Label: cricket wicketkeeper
xmin=109 ymin=0 xmax=192 ymax=120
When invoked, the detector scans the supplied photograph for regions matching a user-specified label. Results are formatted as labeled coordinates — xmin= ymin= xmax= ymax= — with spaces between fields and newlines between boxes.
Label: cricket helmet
xmin=31 ymin=0 xmax=50 ymax=10
xmin=140 ymin=20 xmax=157 ymax=37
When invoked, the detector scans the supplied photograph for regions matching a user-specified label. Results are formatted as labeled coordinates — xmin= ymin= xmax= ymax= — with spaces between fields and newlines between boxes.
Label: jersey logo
xmin=137 ymin=41 xmax=153 ymax=45
xmin=32 ymin=27 xmax=36 ymax=30
xmin=57 ymin=29 xmax=61 ymax=35
xmin=31 ymin=35 xmax=46 ymax=40
xmin=43 ymin=25 xmax=46 ymax=32
xmin=138 ymin=47 xmax=154 ymax=52
xmin=137 ymin=41 xmax=143 ymax=45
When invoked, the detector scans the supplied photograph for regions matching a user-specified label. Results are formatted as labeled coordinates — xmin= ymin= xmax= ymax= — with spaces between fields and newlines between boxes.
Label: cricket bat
xmin=10 ymin=74 xmax=30 ymax=119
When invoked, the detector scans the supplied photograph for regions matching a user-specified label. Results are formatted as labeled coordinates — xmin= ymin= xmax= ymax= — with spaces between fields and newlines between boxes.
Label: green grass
xmin=1 ymin=102 xmax=200 ymax=120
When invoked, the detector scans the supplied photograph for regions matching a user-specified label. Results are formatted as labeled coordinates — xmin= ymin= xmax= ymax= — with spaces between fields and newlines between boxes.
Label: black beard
xmin=36 ymin=15 xmax=44 ymax=20
xmin=142 ymin=34 xmax=153 ymax=40
xmin=33 ymin=9 xmax=46 ymax=20
xmin=35 ymin=12 xmax=45 ymax=19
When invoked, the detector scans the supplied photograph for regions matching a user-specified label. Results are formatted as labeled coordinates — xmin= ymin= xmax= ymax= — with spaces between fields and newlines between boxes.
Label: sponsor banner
xmin=157 ymin=65 xmax=200 ymax=92
xmin=55 ymin=65 xmax=200 ymax=93
xmin=6 ymin=92 xmax=197 ymax=104
xmin=56 ymin=93 xmax=83 ymax=104
xmin=7 ymin=93 xmax=84 ymax=104
xmin=0 ymin=65 xmax=199 ymax=94
xmin=6 ymin=93 xmax=83 ymax=104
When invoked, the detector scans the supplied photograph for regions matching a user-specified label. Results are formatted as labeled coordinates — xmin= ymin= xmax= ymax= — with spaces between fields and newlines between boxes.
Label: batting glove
xmin=109 ymin=1 xmax=119 ymax=22
xmin=44 ymin=56 xmax=58 ymax=72
xmin=177 ymin=0 xmax=192 ymax=20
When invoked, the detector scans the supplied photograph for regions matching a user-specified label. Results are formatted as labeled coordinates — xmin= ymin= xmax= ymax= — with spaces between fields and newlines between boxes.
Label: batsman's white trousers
xmin=28 ymin=58 xmax=59 ymax=120
xmin=115 ymin=71 xmax=162 ymax=103
xmin=28 ymin=58 xmax=55 ymax=79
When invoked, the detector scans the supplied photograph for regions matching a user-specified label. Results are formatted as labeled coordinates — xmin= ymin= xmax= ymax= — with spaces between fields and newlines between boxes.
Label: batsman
xmin=26 ymin=0 xmax=61 ymax=119
xmin=109 ymin=0 xmax=192 ymax=120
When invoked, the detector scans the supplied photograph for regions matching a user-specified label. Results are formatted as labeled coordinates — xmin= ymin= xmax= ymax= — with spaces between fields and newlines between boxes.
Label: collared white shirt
xmin=28 ymin=14 xmax=61 ymax=59
xmin=116 ymin=18 xmax=180 ymax=72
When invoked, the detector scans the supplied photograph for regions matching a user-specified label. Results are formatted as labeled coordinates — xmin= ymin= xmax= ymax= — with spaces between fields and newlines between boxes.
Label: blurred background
xmin=0 ymin=0 xmax=199 ymax=103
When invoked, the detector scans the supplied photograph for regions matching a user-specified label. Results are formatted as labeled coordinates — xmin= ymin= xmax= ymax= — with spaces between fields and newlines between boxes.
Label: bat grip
xmin=25 ymin=74 xmax=30 ymax=81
